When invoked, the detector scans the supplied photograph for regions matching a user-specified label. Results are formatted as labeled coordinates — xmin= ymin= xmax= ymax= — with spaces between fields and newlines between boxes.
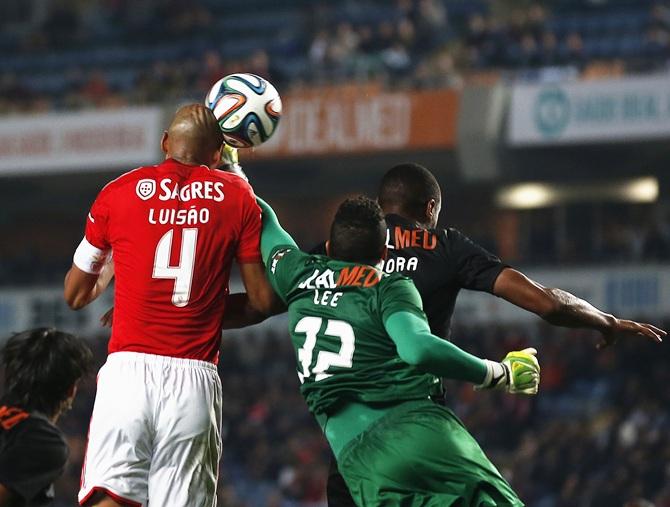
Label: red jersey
xmin=84 ymin=158 xmax=262 ymax=363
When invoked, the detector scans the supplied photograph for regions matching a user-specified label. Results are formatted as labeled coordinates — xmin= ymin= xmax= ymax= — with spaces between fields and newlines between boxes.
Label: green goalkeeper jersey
xmin=267 ymin=244 xmax=441 ymax=417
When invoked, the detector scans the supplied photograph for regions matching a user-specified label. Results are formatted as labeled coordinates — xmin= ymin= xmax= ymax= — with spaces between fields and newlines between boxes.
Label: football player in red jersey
xmin=64 ymin=104 xmax=278 ymax=507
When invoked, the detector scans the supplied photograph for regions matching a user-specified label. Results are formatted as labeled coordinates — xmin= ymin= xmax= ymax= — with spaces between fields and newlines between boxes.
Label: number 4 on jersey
xmin=294 ymin=317 xmax=355 ymax=383
xmin=153 ymin=228 xmax=198 ymax=307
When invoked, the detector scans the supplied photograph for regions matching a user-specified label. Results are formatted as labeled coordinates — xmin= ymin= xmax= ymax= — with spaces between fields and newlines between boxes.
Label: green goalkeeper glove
xmin=219 ymin=144 xmax=249 ymax=181
xmin=477 ymin=348 xmax=540 ymax=395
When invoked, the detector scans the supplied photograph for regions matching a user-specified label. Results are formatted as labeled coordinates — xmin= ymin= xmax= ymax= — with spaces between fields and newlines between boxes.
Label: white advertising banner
xmin=508 ymin=75 xmax=670 ymax=145
xmin=0 ymin=107 xmax=163 ymax=175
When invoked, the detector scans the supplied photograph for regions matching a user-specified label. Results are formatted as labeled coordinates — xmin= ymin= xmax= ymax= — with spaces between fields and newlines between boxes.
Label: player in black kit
xmin=0 ymin=328 xmax=92 ymax=507
xmin=323 ymin=163 xmax=666 ymax=507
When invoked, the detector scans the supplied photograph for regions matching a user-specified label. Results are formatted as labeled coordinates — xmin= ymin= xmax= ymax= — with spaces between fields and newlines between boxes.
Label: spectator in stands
xmin=309 ymin=30 xmax=330 ymax=68
xmin=564 ymin=31 xmax=586 ymax=66
xmin=414 ymin=50 xmax=462 ymax=89
xmin=526 ymin=4 xmax=547 ymax=41
xmin=517 ymin=33 xmax=541 ymax=67
xmin=396 ymin=17 xmax=416 ymax=55
xmin=413 ymin=0 xmax=449 ymax=52
xmin=540 ymin=31 xmax=560 ymax=66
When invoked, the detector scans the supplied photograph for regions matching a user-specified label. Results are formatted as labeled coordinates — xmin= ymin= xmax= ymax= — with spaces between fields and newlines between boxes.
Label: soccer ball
xmin=205 ymin=73 xmax=282 ymax=148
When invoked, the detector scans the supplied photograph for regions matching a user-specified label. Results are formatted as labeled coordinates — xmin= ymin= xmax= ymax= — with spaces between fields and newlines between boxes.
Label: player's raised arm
xmin=256 ymin=197 xmax=299 ymax=264
xmin=492 ymin=268 xmax=666 ymax=348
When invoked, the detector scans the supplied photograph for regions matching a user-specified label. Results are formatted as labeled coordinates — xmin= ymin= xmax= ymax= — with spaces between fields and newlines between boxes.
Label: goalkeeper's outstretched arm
xmin=256 ymin=197 xmax=299 ymax=264
xmin=385 ymin=311 xmax=540 ymax=395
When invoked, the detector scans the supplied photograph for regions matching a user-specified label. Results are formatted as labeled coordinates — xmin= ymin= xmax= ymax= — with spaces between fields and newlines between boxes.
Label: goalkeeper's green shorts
xmin=336 ymin=400 xmax=524 ymax=507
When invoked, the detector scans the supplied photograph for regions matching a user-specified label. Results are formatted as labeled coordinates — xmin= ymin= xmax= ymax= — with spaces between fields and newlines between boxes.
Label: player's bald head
xmin=162 ymin=104 xmax=224 ymax=166
xmin=378 ymin=163 xmax=441 ymax=227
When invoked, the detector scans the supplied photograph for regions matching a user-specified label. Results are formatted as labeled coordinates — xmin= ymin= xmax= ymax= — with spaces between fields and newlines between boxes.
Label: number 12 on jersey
xmin=294 ymin=317 xmax=355 ymax=383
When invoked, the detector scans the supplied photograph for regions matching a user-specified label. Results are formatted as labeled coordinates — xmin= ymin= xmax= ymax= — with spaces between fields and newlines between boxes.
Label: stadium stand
xmin=0 ymin=0 xmax=669 ymax=112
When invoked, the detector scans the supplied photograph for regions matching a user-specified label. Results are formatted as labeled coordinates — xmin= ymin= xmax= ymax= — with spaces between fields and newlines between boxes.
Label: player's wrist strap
xmin=478 ymin=359 xmax=509 ymax=389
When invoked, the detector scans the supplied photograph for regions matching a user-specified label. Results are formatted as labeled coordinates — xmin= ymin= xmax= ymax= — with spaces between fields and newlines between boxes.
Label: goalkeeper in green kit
xmin=249 ymin=195 xmax=539 ymax=506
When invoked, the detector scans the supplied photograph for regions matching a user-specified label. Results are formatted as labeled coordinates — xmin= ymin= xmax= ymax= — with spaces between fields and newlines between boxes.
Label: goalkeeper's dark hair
xmin=378 ymin=163 xmax=441 ymax=216
xmin=329 ymin=196 xmax=387 ymax=265
xmin=2 ymin=328 xmax=93 ymax=418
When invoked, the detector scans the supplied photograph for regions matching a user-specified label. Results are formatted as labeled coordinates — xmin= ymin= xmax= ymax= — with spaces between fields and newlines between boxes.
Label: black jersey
xmin=0 ymin=403 xmax=68 ymax=507
xmin=313 ymin=214 xmax=506 ymax=339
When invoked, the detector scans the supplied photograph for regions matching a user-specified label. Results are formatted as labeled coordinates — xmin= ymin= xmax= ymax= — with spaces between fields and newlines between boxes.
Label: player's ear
xmin=325 ymin=240 xmax=331 ymax=256
xmin=425 ymin=199 xmax=439 ymax=225
xmin=160 ymin=131 xmax=169 ymax=155
xmin=67 ymin=383 xmax=78 ymax=400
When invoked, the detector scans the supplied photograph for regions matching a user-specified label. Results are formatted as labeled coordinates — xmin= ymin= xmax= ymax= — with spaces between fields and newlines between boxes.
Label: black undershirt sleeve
xmin=445 ymin=228 xmax=508 ymax=293
xmin=0 ymin=417 xmax=68 ymax=504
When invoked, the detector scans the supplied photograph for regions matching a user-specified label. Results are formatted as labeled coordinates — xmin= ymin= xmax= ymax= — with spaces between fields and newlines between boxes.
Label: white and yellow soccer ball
xmin=205 ymin=73 xmax=282 ymax=148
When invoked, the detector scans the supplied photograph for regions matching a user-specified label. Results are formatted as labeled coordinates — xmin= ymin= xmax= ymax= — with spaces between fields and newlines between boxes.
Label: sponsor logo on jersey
xmin=389 ymin=226 xmax=437 ymax=250
xmin=136 ymin=179 xmax=156 ymax=200
xmin=299 ymin=266 xmax=381 ymax=289
xmin=158 ymin=178 xmax=225 ymax=202
xmin=336 ymin=265 xmax=381 ymax=287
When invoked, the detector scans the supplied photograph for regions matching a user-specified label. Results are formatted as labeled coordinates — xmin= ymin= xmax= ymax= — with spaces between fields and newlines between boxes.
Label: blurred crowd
xmin=1 ymin=0 xmax=670 ymax=112
xmin=45 ymin=320 xmax=670 ymax=507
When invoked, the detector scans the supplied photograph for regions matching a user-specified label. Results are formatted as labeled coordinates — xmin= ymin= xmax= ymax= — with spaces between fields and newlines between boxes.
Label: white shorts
xmin=79 ymin=352 xmax=223 ymax=507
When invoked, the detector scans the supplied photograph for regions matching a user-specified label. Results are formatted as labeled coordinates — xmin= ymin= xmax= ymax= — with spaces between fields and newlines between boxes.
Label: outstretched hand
xmin=597 ymin=318 xmax=666 ymax=349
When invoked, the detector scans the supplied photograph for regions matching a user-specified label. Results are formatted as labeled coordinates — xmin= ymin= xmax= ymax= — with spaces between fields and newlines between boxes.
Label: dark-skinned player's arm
xmin=221 ymin=263 xmax=285 ymax=329
xmin=64 ymin=256 xmax=114 ymax=310
xmin=382 ymin=279 xmax=539 ymax=394
xmin=493 ymin=268 xmax=666 ymax=348
xmin=221 ymin=197 xmax=291 ymax=329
